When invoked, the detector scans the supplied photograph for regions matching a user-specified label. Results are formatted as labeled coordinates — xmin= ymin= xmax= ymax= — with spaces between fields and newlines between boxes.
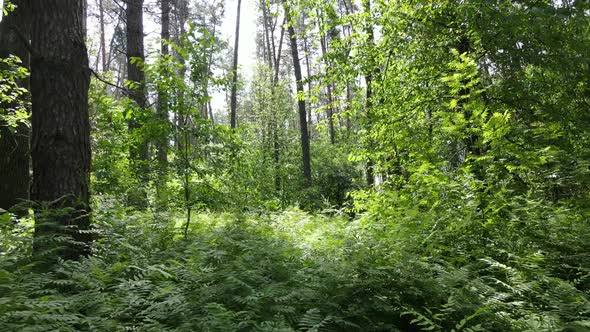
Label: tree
xmin=30 ymin=0 xmax=92 ymax=260
xmin=157 ymin=0 xmax=170 ymax=168
xmin=98 ymin=0 xmax=108 ymax=71
xmin=0 ymin=0 xmax=31 ymax=214
xmin=230 ymin=0 xmax=242 ymax=128
xmin=361 ymin=0 xmax=377 ymax=186
xmin=125 ymin=0 xmax=149 ymax=207
xmin=284 ymin=3 xmax=311 ymax=187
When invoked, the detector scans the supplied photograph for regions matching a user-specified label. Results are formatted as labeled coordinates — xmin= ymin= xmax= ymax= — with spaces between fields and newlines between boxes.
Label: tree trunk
xmin=157 ymin=0 xmax=170 ymax=167
xmin=31 ymin=0 xmax=92 ymax=260
xmin=230 ymin=0 xmax=242 ymax=129
xmin=99 ymin=0 xmax=107 ymax=71
xmin=261 ymin=0 xmax=273 ymax=68
xmin=362 ymin=0 xmax=376 ymax=186
xmin=82 ymin=0 xmax=88 ymax=38
xmin=302 ymin=26 xmax=313 ymax=137
xmin=285 ymin=5 xmax=312 ymax=187
xmin=126 ymin=0 xmax=149 ymax=207
xmin=0 ymin=0 xmax=31 ymax=215
xmin=315 ymin=10 xmax=336 ymax=144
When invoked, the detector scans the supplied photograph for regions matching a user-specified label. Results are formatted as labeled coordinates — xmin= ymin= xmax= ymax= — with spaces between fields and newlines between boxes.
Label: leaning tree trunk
xmin=285 ymin=4 xmax=312 ymax=187
xmin=0 ymin=0 xmax=31 ymax=215
xmin=31 ymin=0 xmax=92 ymax=260
xmin=230 ymin=0 xmax=242 ymax=129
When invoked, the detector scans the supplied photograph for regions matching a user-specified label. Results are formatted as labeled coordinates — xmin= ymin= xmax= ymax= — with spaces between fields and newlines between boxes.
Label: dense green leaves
xmin=2 ymin=0 xmax=589 ymax=330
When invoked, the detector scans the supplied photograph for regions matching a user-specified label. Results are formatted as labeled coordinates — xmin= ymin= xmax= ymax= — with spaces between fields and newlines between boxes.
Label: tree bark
xmin=0 ymin=0 xmax=31 ymax=215
xmin=230 ymin=0 xmax=242 ymax=129
xmin=157 ymin=0 xmax=170 ymax=167
xmin=362 ymin=0 xmax=376 ymax=186
xmin=285 ymin=5 xmax=312 ymax=187
xmin=316 ymin=10 xmax=336 ymax=144
xmin=302 ymin=24 xmax=313 ymax=137
xmin=99 ymin=0 xmax=108 ymax=71
xmin=126 ymin=0 xmax=149 ymax=207
xmin=31 ymin=0 xmax=92 ymax=260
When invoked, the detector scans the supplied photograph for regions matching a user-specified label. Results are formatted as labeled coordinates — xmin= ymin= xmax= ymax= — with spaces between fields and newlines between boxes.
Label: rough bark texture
xmin=285 ymin=6 xmax=312 ymax=187
xmin=30 ymin=0 xmax=92 ymax=260
xmin=230 ymin=0 xmax=242 ymax=128
xmin=0 ymin=0 xmax=31 ymax=214
xmin=126 ymin=0 xmax=149 ymax=207
xmin=126 ymin=0 xmax=148 ymax=129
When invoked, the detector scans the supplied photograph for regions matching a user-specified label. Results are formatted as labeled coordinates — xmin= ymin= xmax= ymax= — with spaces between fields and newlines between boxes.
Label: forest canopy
xmin=0 ymin=0 xmax=589 ymax=331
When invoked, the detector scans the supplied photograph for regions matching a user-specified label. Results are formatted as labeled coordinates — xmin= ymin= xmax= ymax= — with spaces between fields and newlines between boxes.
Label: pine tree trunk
xmin=30 ymin=0 xmax=92 ymax=260
xmin=362 ymin=0 xmax=376 ymax=186
xmin=315 ymin=12 xmax=336 ymax=144
xmin=99 ymin=0 xmax=107 ymax=71
xmin=0 ymin=0 xmax=31 ymax=215
xmin=126 ymin=0 xmax=149 ymax=207
xmin=303 ymin=28 xmax=313 ymax=138
xmin=285 ymin=5 xmax=312 ymax=187
xmin=230 ymin=0 xmax=242 ymax=128
xmin=157 ymin=0 xmax=170 ymax=167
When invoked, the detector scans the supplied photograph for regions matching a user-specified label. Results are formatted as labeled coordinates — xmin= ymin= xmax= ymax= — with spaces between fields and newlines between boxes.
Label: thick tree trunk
xmin=0 ymin=0 xmax=31 ymax=215
xmin=230 ymin=0 xmax=242 ymax=128
xmin=285 ymin=5 xmax=312 ymax=187
xmin=31 ymin=0 xmax=92 ymax=260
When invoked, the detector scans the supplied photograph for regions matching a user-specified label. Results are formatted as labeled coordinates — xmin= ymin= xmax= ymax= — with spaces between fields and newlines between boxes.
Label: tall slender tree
xmin=31 ymin=0 xmax=92 ymax=260
xmin=230 ymin=0 xmax=242 ymax=128
xmin=285 ymin=4 xmax=312 ymax=187
xmin=98 ymin=0 xmax=108 ymax=71
xmin=0 ymin=0 xmax=31 ymax=214
xmin=362 ymin=0 xmax=377 ymax=186
xmin=125 ymin=0 xmax=149 ymax=207
xmin=157 ymin=0 xmax=170 ymax=168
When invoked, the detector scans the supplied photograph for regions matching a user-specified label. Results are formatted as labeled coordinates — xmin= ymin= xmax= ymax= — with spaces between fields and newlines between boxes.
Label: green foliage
xmin=0 ymin=55 xmax=29 ymax=135
xmin=8 ymin=0 xmax=590 ymax=330
xmin=2 ymin=198 xmax=589 ymax=331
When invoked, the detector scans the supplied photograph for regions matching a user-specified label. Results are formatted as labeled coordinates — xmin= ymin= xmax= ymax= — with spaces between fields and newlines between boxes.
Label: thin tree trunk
xmin=261 ymin=0 xmax=273 ymax=68
xmin=285 ymin=4 xmax=312 ymax=187
xmin=263 ymin=3 xmax=286 ymax=193
xmin=0 ymin=0 xmax=31 ymax=215
xmin=31 ymin=0 xmax=92 ymax=260
xmin=273 ymin=17 xmax=286 ymax=84
xmin=208 ymin=101 xmax=214 ymax=123
xmin=362 ymin=0 xmax=376 ymax=186
xmin=230 ymin=0 xmax=242 ymax=128
xmin=99 ymin=0 xmax=108 ymax=71
xmin=303 ymin=26 xmax=313 ymax=137
xmin=316 ymin=10 xmax=336 ymax=144
xmin=157 ymin=0 xmax=170 ymax=167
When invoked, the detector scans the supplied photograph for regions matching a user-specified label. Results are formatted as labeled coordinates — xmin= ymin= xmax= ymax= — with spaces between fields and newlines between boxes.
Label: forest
xmin=0 ymin=0 xmax=589 ymax=330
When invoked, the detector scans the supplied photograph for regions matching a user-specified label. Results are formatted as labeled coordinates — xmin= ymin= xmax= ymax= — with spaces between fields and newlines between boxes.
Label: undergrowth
xmin=0 ymin=198 xmax=589 ymax=331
